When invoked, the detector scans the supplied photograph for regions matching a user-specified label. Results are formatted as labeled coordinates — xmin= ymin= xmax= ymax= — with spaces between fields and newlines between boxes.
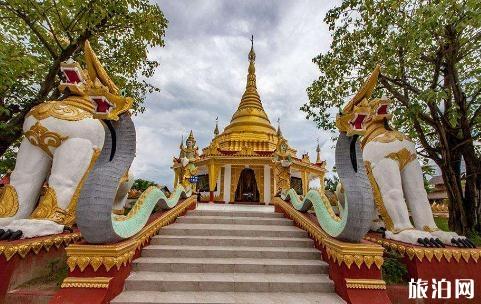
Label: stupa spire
xmin=316 ymin=139 xmax=321 ymax=163
xmin=238 ymin=35 xmax=262 ymax=109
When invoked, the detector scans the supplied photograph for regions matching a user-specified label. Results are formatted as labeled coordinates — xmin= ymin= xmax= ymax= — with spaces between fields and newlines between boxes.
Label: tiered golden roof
xmin=207 ymin=38 xmax=279 ymax=154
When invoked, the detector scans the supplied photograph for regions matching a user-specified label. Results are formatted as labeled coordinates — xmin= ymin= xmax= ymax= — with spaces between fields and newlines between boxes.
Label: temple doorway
xmin=235 ymin=168 xmax=260 ymax=202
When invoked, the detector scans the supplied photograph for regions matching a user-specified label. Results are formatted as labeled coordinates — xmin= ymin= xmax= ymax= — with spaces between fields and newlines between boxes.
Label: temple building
xmin=173 ymin=39 xmax=325 ymax=203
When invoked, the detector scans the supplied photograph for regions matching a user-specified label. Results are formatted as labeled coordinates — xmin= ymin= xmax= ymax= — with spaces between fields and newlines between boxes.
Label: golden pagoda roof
xmin=205 ymin=36 xmax=279 ymax=155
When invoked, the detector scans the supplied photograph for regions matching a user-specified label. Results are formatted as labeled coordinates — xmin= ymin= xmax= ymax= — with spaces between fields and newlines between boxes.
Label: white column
xmin=264 ymin=165 xmax=271 ymax=204
xmin=223 ymin=165 xmax=231 ymax=203
xmin=214 ymin=167 xmax=222 ymax=197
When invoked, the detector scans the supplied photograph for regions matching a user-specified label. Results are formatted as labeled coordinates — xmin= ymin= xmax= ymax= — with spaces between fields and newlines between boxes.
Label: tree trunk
xmin=439 ymin=153 xmax=469 ymax=234
xmin=461 ymin=145 xmax=481 ymax=233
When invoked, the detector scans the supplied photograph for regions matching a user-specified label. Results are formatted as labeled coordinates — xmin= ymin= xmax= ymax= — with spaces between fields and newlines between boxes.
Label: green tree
xmin=0 ymin=0 xmax=168 ymax=158
xmin=324 ymin=175 xmax=339 ymax=193
xmin=302 ymin=0 xmax=481 ymax=235
xmin=132 ymin=178 xmax=156 ymax=192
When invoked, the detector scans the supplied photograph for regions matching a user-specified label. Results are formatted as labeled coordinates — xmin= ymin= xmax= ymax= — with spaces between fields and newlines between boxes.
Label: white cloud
xmin=130 ymin=0 xmax=340 ymax=185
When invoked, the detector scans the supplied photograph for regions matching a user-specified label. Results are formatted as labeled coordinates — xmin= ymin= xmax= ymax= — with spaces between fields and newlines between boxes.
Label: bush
xmin=382 ymin=250 xmax=408 ymax=285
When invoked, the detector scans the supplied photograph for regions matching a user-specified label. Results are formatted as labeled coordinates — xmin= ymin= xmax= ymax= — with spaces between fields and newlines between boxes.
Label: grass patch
xmin=17 ymin=259 xmax=68 ymax=290
xmin=382 ymin=250 xmax=408 ymax=285
xmin=434 ymin=216 xmax=449 ymax=231
xmin=434 ymin=216 xmax=481 ymax=246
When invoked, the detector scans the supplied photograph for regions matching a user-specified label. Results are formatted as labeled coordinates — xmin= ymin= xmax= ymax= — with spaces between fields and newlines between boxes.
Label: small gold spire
xmin=187 ymin=130 xmax=196 ymax=144
xmin=316 ymin=139 xmax=321 ymax=163
xmin=277 ymin=118 xmax=283 ymax=137
xmin=214 ymin=116 xmax=219 ymax=136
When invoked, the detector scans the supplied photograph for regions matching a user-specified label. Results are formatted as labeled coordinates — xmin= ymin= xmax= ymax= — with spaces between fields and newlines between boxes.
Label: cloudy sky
xmin=130 ymin=0 xmax=340 ymax=185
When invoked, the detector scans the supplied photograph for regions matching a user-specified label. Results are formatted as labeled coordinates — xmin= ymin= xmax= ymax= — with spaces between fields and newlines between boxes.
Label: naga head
xmin=58 ymin=40 xmax=133 ymax=121
xmin=368 ymin=96 xmax=392 ymax=124
xmin=336 ymin=65 xmax=381 ymax=136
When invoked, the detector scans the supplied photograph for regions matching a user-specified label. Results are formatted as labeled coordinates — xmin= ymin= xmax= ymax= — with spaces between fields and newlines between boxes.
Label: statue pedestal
xmin=273 ymin=198 xmax=391 ymax=304
xmin=50 ymin=197 xmax=196 ymax=304
xmin=0 ymin=232 xmax=80 ymax=302
xmin=366 ymin=233 xmax=481 ymax=303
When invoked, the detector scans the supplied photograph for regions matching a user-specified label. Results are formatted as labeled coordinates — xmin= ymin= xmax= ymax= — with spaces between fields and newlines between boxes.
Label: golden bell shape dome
xmin=214 ymin=37 xmax=278 ymax=153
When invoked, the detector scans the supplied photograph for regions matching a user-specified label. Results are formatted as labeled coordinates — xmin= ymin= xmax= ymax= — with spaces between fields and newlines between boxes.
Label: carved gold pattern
xmin=385 ymin=148 xmax=417 ymax=171
xmin=30 ymin=187 xmax=66 ymax=223
xmin=372 ymin=131 xmax=409 ymax=144
xmin=27 ymin=101 xmax=92 ymax=122
xmin=273 ymin=198 xmax=384 ymax=270
xmin=114 ymin=186 xmax=155 ymax=221
xmin=25 ymin=121 xmax=68 ymax=157
xmin=0 ymin=185 xmax=19 ymax=217
xmin=0 ymin=232 xmax=81 ymax=261
xmin=365 ymin=235 xmax=481 ymax=263
xmin=345 ymin=279 xmax=386 ymax=290
xmin=320 ymin=190 xmax=341 ymax=222
xmin=61 ymin=277 xmax=112 ymax=289
xmin=364 ymin=161 xmax=394 ymax=231
xmin=66 ymin=196 xmax=196 ymax=272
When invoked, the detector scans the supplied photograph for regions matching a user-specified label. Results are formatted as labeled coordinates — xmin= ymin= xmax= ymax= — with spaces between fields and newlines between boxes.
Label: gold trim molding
xmin=365 ymin=235 xmax=481 ymax=263
xmin=345 ymin=278 xmax=386 ymax=290
xmin=66 ymin=196 xmax=196 ymax=272
xmin=272 ymin=198 xmax=384 ymax=270
xmin=61 ymin=277 xmax=112 ymax=289
xmin=0 ymin=232 xmax=81 ymax=261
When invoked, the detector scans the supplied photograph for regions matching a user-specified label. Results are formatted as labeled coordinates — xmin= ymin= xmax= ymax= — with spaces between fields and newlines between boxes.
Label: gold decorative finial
xmin=248 ymin=35 xmax=255 ymax=61
xmin=316 ymin=138 xmax=321 ymax=163
xmin=214 ymin=116 xmax=219 ymax=136
xmin=276 ymin=118 xmax=283 ymax=137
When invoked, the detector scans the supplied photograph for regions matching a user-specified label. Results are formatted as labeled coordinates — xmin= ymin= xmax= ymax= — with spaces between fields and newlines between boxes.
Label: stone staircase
xmin=112 ymin=204 xmax=345 ymax=304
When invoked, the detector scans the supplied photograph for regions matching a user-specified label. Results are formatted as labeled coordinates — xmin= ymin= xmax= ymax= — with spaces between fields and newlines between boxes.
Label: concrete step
xmin=187 ymin=209 xmax=284 ymax=218
xmin=176 ymin=215 xmax=293 ymax=226
xmin=111 ymin=291 xmax=346 ymax=304
xmin=123 ymin=272 xmax=335 ymax=293
xmin=141 ymin=245 xmax=320 ymax=260
xmin=150 ymin=235 xmax=314 ymax=248
xmin=133 ymin=257 xmax=328 ymax=274
xmin=158 ymin=223 xmax=306 ymax=238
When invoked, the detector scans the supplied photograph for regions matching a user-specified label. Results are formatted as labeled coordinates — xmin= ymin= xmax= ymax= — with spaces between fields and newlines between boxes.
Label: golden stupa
xmin=173 ymin=37 xmax=325 ymax=203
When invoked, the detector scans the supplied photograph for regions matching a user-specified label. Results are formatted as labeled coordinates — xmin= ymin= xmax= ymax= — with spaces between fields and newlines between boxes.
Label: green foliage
xmin=382 ymin=250 xmax=408 ymax=285
xmin=0 ymin=137 xmax=20 ymax=174
xmin=0 ymin=0 xmax=168 ymax=155
xmin=422 ymin=164 xmax=435 ymax=193
xmin=132 ymin=178 xmax=156 ymax=191
xmin=304 ymin=0 xmax=481 ymax=140
xmin=324 ymin=175 xmax=339 ymax=192
xmin=304 ymin=0 xmax=481 ymax=234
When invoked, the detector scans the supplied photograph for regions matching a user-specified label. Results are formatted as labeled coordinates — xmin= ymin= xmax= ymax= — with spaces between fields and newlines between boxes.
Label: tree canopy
xmin=303 ymin=0 xmax=481 ymax=234
xmin=0 ymin=0 xmax=168 ymax=161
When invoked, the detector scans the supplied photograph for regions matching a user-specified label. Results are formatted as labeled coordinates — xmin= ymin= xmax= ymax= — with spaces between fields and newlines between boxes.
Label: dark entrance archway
xmin=235 ymin=168 xmax=260 ymax=202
